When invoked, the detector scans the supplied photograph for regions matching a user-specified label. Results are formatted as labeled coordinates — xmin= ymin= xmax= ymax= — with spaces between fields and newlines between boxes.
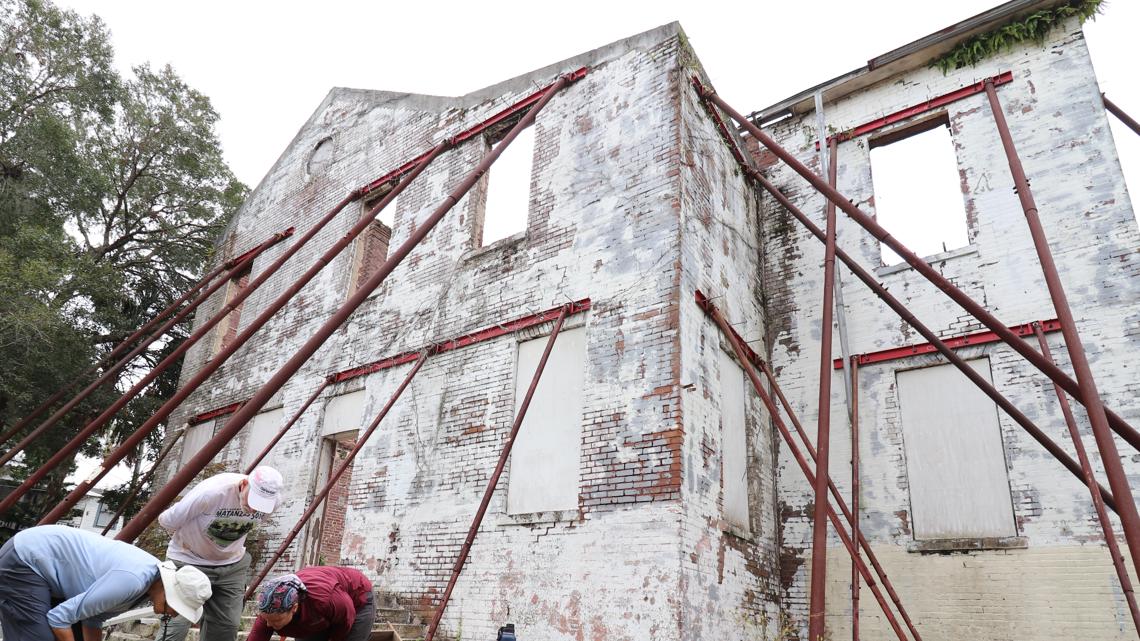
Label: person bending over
xmin=249 ymin=566 xmax=375 ymax=641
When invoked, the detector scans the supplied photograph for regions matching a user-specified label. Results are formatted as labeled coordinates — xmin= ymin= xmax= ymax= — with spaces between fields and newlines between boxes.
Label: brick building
xmin=164 ymin=1 xmax=1138 ymax=639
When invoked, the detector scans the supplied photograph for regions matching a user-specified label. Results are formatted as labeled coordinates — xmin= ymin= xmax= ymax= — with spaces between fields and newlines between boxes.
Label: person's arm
xmin=158 ymin=481 xmax=224 ymax=531
xmin=323 ymin=590 xmax=356 ymax=641
xmin=46 ymin=571 xmax=146 ymax=632
xmin=247 ymin=615 xmax=273 ymax=641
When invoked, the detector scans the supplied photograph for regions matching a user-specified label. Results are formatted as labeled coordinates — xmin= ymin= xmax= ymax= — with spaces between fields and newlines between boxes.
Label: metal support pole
xmin=691 ymin=79 xmax=1140 ymax=451
xmin=244 ymin=353 xmax=429 ymax=598
xmin=850 ymin=356 xmax=861 ymax=641
xmin=754 ymin=173 xmax=1118 ymax=512
xmin=1104 ymin=95 xmax=1140 ymax=138
xmin=0 ymin=230 xmax=291 ymax=469
xmin=1031 ymin=323 xmax=1140 ymax=634
xmin=242 ymin=380 xmax=330 ymax=475
xmin=808 ymin=134 xmax=840 ymax=641
xmin=99 ymin=429 xmax=186 ymax=535
xmin=814 ymin=93 xmax=855 ymax=421
xmin=0 ymin=253 xmax=237 ymax=449
xmin=750 ymin=355 xmax=921 ymax=641
xmin=116 ymin=70 xmax=582 ymax=544
xmin=698 ymin=294 xmax=912 ymax=641
xmin=985 ymin=78 xmax=1140 ymax=586
xmin=35 ymin=150 xmax=423 ymax=525
xmin=424 ymin=305 xmax=571 ymax=641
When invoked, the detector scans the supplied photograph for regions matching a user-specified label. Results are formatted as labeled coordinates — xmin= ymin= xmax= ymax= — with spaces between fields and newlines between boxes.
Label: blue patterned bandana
xmin=258 ymin=574 xmax=306 ymax=613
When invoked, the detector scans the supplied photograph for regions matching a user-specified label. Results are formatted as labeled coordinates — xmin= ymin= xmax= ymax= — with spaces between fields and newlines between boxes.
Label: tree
xmin=0 ymin=0 xmax=247 ymax=530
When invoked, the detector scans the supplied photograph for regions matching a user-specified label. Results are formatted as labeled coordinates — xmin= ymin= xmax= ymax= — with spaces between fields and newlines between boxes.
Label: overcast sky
xmin=52 ymin=0 xmax=1138 ymax=489
xmin=55 ymin=0 xmax=1139 ymax=192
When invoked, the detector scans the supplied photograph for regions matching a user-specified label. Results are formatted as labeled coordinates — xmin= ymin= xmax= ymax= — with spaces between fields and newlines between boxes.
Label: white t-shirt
xmin=159 ymin=473 xmax=265 ymax=566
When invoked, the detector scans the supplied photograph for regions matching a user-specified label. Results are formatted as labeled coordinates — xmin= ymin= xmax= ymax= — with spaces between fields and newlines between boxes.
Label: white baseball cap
xmin=247 ymin=466 xmax=283 ymax=513
xmin=158 ymin=561 xmax=212 ymax=623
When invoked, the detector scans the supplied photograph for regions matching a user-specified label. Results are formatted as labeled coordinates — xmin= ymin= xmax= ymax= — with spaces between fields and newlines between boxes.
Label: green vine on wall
xmin=930 ymin=0 xmax=1104 ymax=74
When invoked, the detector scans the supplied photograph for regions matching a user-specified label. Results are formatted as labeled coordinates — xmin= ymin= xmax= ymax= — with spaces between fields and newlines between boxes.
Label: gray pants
xmin=0 ymin=539 xmax=55 ymax=641
xmin=156 ymin=554 xmax=251 ymax=641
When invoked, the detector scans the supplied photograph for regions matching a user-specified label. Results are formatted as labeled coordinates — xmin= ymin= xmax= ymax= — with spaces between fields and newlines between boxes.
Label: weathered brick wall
xmin=759 ymin=17 xmax=1140 ymax=640
xmin=160 ymin=23 xmax=789 ymax=641
xmin=674 ymin=43 xmax=784 ymax=639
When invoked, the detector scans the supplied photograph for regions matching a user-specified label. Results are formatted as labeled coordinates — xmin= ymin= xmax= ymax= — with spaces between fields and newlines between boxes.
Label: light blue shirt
xmin=13 ymin=525 xmax=160 ymax=629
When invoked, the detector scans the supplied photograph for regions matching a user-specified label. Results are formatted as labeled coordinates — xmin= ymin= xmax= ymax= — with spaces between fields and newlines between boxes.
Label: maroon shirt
xmin=248 ymin=567 xmax=372 ymax=641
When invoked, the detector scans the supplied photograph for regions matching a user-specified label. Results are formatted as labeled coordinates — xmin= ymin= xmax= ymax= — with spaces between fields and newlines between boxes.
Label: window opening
xmin=719 ymin=350 xmax=750 ymax=533
xmin=219 ymin=266 xmax=251 ymax=352
xmin=869 ymin=116 xmax=969 ymax=265
xmin=180 ymin=419 xmax=215 ymax=466
xmin=481 ymin=125 xmax=535 ymax=246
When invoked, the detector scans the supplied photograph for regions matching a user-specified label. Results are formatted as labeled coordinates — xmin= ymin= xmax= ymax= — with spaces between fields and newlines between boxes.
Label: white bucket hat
xmin=158 ymin=561 xmax=212 ymax=622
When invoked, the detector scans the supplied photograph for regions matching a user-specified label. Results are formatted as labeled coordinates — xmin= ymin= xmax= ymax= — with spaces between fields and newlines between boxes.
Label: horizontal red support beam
xmin=332 ymin=299 xmax=591 ymax=383
xmin=821 ymin=72 xmax=1013 ymax=146
xmin=359 ymin=67 xmax=589 ymax=198
xmin=189 ymin=401 xmax=243 ymax=425
xmin=834 ymin=318 xmax=1061 ymax=369
xmin=187 ymin=299 xmax=592 ymax=422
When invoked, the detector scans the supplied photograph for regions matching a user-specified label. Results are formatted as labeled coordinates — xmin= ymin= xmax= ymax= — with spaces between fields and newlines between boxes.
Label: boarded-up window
xmin=719 ymin=350 xmax=749 ymax=532
xmin=507 ymin=326 xmax=586 ymax=514
xmin=219 ymin=266 xmax=251 ymax=351
xmin=896 ymin=359 xmax=1016 ymax=540
xmin=869 ymin=116 xmax=969 ymax=265
xmin=481 ymin=126 xmax=534 ymax=246
xmin=181 ymin=420 xmax=215 ymax=466
xmin=323 ymin=390 xmax=367 ymax=438
xmin=242 ymin=408 xmax=284 ymax=471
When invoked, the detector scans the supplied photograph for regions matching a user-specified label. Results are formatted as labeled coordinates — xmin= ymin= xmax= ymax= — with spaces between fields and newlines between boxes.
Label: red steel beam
xmin=1104 ymin=94 xmax=1140 ymax=139
xmin=358 ymin=67 xmax=588 ymax=198
xmin=750 ymin=171 xmax=1117 ymax=513
xmin=0 ymin=229 xmax=291 ymax=466
xmin=808 ymin=136 xmax=840 ymax=641
xmin=697 ymin=293 xmax=913 ymax=641
xmin=833 ymin=319 xmax=1062 ymax=369
xmin=985 ymin=79 xmax=1140 ymax=587
xmin=821 ymin=72 xmax=1013 ymax=145
xmin=115 ymin=69 xmax=584 ymax=544
xmin=693 ymin=77 xmax=1140 ymax=453
xmin=242 ymin=380 xmax=329 ymax=474
xmin=425 ymin=304 xmax=571 ymax=641
xmin=850 ymin=356 xmax=861 ymax=641
xmin=99 ymin=428 xmax=186 ymax=535
xmin=244 ymin=352 xmax=429 ymax=599
xmin=186 ymin=301 xmax=592 ymax=425
xmin=37 ymin=139 xmax=437 ymax=526
xmin=1031 ymin=323 xmax=1140 ymax=634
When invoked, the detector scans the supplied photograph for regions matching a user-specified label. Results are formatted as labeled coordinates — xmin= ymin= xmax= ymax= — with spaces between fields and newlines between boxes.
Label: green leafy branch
xmin=930 ymin=0 xmax=1104 ymax=74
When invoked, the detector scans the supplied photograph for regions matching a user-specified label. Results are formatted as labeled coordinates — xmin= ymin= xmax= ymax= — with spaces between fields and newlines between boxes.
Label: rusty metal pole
xmin=0 ymin=255 xmax=238 ymax=449
xmin=0 ymin=231 xmax=291 ymax=470
xmin=984 ymin=79 xmax=1140 ymax=582
xmin=698 ymin=294 xmax=912 ymax=641
xmin=34 ymin=150 xmax=427 ymax=525
xmin=1104 ymin=95 xmax=1140 ymax=138
xmin=754 ymin=173 xmax=1117 ymax=513
xmin=99 ymin=429 xmax=186 ymax=535
xmin=1031 ymin=323 xmax=1140 ymax=634
xmin=692 ymin=80 xmax=1140 ymax=451
xmin=850 ymin=356 xmax=861 ymax=641
xmin=116 ymin=70 xmax=582 ymax=544
xmin=244 ymin=353 xmax=429 ymax=598
xmin=424 ymin=305 xmax=571 ymax=641
xmin=751 ymin=355 xmax=921 ymax=641
xmin=808 ymin=135 xmax=841 ymax=641
xmin=242 ymin=380 xmax=330 ymax=475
